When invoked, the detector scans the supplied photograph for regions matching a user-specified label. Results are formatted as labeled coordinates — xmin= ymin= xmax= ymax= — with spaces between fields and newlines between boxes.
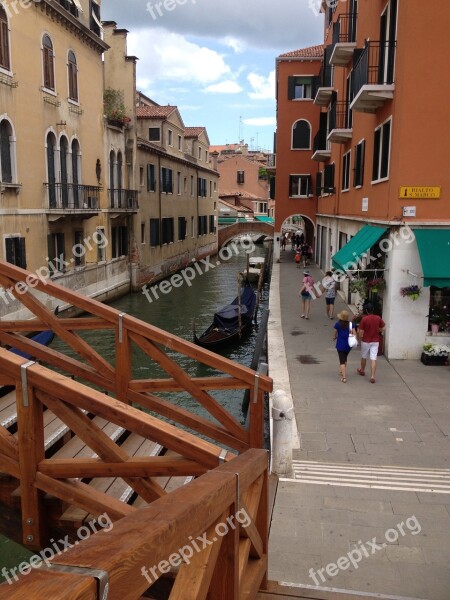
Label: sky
xmin=102 ymin=0 xmax=324 ymax=152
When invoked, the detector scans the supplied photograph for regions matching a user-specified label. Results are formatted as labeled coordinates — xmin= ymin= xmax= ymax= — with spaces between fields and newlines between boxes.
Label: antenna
xmin=239 ymin=116 xmax=243 ymax=143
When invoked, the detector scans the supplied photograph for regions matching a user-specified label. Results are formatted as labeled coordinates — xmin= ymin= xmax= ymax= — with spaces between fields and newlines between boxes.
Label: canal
xmin=0 ymin=240 xmax=271 ymax=578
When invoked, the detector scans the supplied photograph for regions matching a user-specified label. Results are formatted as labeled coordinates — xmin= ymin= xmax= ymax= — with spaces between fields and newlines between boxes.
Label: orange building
xmin=274 ymin=1 xmax=450 ymax=359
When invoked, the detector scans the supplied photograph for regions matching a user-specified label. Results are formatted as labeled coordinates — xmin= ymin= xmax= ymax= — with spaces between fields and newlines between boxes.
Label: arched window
xmin=117 ymin=151 xmax=123 ymax=190
xmin=0 ymin=119 xmax=12 ymax=183
xmin=68 ymin=50 xmax=78 ymax=101
xmin=71 ymin=139 xmax=81 ymax=208
xmin=292 ymin=120 xmax=311 ymax=150
xmin=60 ymin=136 xmax=69 ymax=207
xmin=42 ymin=34 xmax=55 ymax=91
xmin=46 ymin=132 xmax=57 ymax=207
xmin=0 ymin=7 xmax=10 ymax=71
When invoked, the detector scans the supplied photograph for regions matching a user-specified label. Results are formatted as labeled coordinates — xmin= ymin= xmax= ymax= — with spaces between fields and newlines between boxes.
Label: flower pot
xmin=421 ymin=352 xmax=448 ymax=366
xmin=431 ymin=323 xmax=439 ymax=335
xmin=409 ymin=293 xmax=419 ymax=300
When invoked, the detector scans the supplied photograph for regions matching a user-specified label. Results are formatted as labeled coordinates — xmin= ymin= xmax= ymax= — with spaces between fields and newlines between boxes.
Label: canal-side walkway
xmin=267 ymin=254 xmax=450 ymax=600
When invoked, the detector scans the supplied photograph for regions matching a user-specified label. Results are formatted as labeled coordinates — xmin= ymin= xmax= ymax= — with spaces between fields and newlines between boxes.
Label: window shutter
xmin=287 ymin=76 xmax=296 ymax=100
xmin=18 ymin=237 xmax=26 ymax=269
xmin=380 ymin=121 xmax=391 ymax=179
xmin=5 ymin=238 xmax=14 ymax=264
xmin=372 ymin=128 xmax=381 ymax=180
xmin=324 ymin=164 xmax=335 ymax=193
xmin=315 ymin=171 xmax=322 ymax=196
xmin=307 ymin=175 xmax=312 ymax=196
xmin=269 ymin=176 xmax=276 ymax=200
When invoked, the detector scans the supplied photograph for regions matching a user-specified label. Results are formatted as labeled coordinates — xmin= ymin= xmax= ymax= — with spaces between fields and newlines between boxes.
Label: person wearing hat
xmin=299 ymin=270 xmax=314 ymax=319
xmin=357 ymin=303 xmax=385 ymax=383
xmin=333 ymin=310 xmax=357 ymax=383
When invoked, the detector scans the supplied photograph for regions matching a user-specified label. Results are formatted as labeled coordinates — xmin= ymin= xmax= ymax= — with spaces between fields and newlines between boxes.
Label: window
xmin=372 ymin=119 xmax=391 ymax=182
xmin=269 ymin=176 xmax=275 ymax=199
xmin=237 ymin=170 xmax=245 ymax=184
xmin=167 ymin=129 xmax=173 ymax=146
xmin=205 ymin=150 xmax=208 ymax=163
xmin=184 ymin=177 xmax=187 ymax=194
xmin=150 ymin=218 xmax=160 ymax=246
xmin=161 ymin=218 xmax=174 ymax=244
xmin=354 ymin=140 xmax=365 ymax=187
xmin=209 ymin=215 xmax=215 ymax=234
xmin=292 ymin=120 xmax=311 ymax=150
xmin=42 ymin=35 xmax=55 ymax=91
xmin=141 ymin=223 xmax=145 ymax=244
xmin=177 ymin=171 xmax=181 ymax=195
xmin=190 ymin=175 xmax=194 ymax=196
xmin=323 ymin=163 xmax=335 ymax=194
xmin=147 ymin=164 xmax=156 ymax=191
xmin=0 ymin=119 xmax=13 ymax=183
xmin=289 ymin=175 xmax=312 ymax=197
xmin=209 ymin=181 xmax=212 ymax=197
xmin=198 ymin=146 xmax=202 ymax=160
xmin=288 ymin=76 xmax=314 ymax=100
xmin=197 ymin=177 xmax=207 ymax=197
xmin=111 ymin=225 xmax=128 ymax=258
xmin=178 ymin=216 xmax=187 ymax=241
xmin=46 ymin=132 xmax=57 ymax=207
xmin=149 ymin=127 xmax=160 ymax=142
xmin=73 ymin=230 xmax=84 ymax=267
xmin=5 ymin=236 xmax=26 ymax=269
xmin=315 ymin=171 xmax=322 ymax=197
xmin=161 ymin=167 xmax=173 ymax=193
xmin=258 ymin=202 xmax=267 ymax=213
xmin=71 ymin=139 xmax=80 ymax=207
xmin=48 ymin=232 xmax=65 ymax=273
xmin=191 ymin=216 xmax=194 ymax=237
xmin=0 ymin=7 xmax=10 ymax=71
xmin=178 ymin=135 xmax=182 ymax=150
xmin=67 ymin=50 xmax=78 ymax=101
xmin=342 ymin=151 xmax=351 ymax=191
xmin=197 ymin=215 xmax=207 ymax=236
xmin=97 ymin=227 xmax=105 ymax=262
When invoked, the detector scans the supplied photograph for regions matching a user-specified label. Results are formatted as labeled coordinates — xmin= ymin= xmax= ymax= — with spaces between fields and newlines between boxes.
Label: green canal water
xmin=0 ymin=242 xmax=270 ymax=581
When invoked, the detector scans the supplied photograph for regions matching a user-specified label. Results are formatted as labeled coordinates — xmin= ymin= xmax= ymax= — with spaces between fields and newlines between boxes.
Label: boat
xmin=194 ymin=285 xmax=257 ymax=349
xmin=240 ymin=257 xmax=265 ymax=283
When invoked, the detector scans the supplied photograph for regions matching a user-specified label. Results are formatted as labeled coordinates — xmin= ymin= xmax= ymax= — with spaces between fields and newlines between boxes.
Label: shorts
xmin=300 ymin=292 xmax=311 ymax=300
xmin=325 ymin=297 xmax=335 ymax=305
xmin=361 ymin=341 xmax=379 ymax=361
xmin=337 ymin=350 xmax=350 ymax=365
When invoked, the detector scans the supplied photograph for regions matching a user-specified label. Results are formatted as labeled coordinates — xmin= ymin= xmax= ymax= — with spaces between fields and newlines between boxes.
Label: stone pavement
xmin=267 ymin=253 xmax=450 ymax=600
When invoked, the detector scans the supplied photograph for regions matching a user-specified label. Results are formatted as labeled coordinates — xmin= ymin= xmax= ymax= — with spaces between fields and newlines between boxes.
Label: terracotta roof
xmin=220 ymin=191 xmax=266 ymax=201
xmin=136 ymin=105 xmax=177 ymax=119
xmin=278 ymin=45 xmax=324 ymax=59
xmin=185 ymin=127 xmax=206 ymax=139
xmin=219 ymin=199 xmax=253 ymax=213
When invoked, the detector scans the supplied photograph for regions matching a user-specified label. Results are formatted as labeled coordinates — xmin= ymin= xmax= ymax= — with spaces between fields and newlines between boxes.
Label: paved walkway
xmin=267 ymin=253 xmax=450 ymax=600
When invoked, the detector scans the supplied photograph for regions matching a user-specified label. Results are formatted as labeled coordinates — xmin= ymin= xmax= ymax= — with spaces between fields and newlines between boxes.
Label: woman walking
xmin=299 ymin=270 xmax=314 ymax=319
xmin=333 ymin=310 xmax=356 ymax=383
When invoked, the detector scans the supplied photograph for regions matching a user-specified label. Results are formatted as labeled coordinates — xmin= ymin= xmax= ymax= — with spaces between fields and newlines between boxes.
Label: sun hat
xmin=337 ymin=310 xmax=350 ymax=322
xmin=303 ymin=270 xmax=310 ymax=275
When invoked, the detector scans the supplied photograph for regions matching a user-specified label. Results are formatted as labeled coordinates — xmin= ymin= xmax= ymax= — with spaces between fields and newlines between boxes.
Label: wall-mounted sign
xmin=361 ymin=197 xmax=368 ymax=212
xmin=399 ymin=186 xmax=441 ymax=199
xmin=402 ymin=206 xmax=416 ymax=217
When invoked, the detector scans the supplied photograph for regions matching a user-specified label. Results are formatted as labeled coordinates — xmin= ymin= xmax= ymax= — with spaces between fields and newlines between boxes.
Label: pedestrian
xmin=301 ymin=242 xmax=309 ymax=267
xmin=322 ymin=271 xmax=336 ymax=319
xmin=333 ymin=310 xmax=357 ymax=383
xmin=299 ymin=269 xmax=314 ymax=319
xmin=281 ymin=233 xmax=286 ymax=251
xmin=295 ymin=251 xmax=301 ymax=267
xmin=357 ymin=303 xmax=385 ymax=384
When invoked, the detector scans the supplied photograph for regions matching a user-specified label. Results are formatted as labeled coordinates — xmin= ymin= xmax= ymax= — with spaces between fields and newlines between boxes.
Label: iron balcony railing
xmin=329 ymin=99 xmax=352 ymax=131
xmin=313 ymin=129 xmax=330 ymax=152
xmin=45 ymin=183 xmax=101 ymax=210
xmin=319 ymin=62 xmax=333 ymax=88
xmin=332 ymin=12 xmax=357 ymax=45
xmin=109 ymin=189 xmax=139 ymax=210
xmin=352 ymin=40 xmax=397 ymax=98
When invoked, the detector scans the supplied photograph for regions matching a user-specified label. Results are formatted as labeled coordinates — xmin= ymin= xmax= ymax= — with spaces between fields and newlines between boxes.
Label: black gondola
xmin=194 ymin=285 xmax=257 ymax=349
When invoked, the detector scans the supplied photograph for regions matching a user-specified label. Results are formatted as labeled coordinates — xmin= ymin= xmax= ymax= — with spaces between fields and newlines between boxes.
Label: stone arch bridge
xmin=218 ymin=221 xmax=274 ymax=248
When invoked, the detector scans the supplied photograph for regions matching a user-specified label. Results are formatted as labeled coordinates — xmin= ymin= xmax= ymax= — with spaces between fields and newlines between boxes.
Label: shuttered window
xmin=150 ymin=218 xmax=160 ymax=247
xmin=323 ymin=163 xmax=335 ymax=194
xmin=68 ymin=50 xmax=78 ymax=101
xmin=209 ymin=215 xmax=216 ymax=234
xmin=315 ymin=171 xmax=323 ymax=197
xmin=161 ymin=167 xmax=173 ymax=193
xmin=288 ymin=76 xmax=314 ymax=100
xmin=162 ymin=218 xmax=174 ymax=244
xmin=289 ymin=175 xmax=312 ymax=197
xmin=43 ymin=35 xmax=55 ymax=91
xmin=342 ymin=151 xmax=351 ymax=191
xmin=0 ymin=119 xmax=12 ymax=183
xmin=353 ymin=140 xmax=365 ymax=187
xmin=178 ymin=217 xmax=187 ymax=241
xmin=372 ymin=120 xmax=391 ymax=182
xmin=147 ymin=164 xmax=156 ymax=192
xmin=5 ymin=237 xmax=26 ymax=269
xmin=292 ymin=120 xmax=311 ymax=150
xmin=0 ymin=7 xmax=10 ymax=71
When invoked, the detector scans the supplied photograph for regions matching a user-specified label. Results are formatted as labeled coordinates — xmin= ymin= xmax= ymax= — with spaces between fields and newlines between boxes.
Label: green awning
xmin=255 ymin=216 xmax=274 ymax=224
xmin=332 ymin=225 xmax=388 ymax=272
xmin=414 ymin=229 xmax=450 ymax=287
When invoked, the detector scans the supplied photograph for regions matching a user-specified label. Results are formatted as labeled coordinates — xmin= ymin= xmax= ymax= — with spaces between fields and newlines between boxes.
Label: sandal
xmin=370 ymin=377 xmax=375 ymax=384
xmin=357 ymin=368 xmax=365 ymax=376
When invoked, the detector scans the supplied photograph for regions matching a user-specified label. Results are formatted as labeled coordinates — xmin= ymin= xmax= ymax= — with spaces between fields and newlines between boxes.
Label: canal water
xmin=0 ymin=241 xmax=271 ymax=578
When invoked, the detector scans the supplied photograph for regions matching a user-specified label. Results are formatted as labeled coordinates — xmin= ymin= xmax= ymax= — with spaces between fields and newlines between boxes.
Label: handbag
xmin=348 ymin=321 xmax=358 ymax=348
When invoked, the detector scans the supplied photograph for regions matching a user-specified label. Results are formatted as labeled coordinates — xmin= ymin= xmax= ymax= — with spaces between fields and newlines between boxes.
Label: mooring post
xmin=271 ymin=389 xmax=293 ymax=477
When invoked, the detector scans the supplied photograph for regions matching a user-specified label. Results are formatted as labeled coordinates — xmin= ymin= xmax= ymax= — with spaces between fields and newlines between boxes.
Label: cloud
xmin=247 ymin=70 xmax=275 ymax=100
xmin=221 ymin=37 xmax=246 ymax=54
xmin=242 ymin=117 xmax=276 ymax=127
xmin=204 ymin=81 xmax=243 ymax=94
xmin=127 ymin=29 xmax=231 ymax=88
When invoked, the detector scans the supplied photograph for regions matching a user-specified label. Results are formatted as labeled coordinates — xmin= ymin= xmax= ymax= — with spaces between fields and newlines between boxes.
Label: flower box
xmin=420 ymin=353 xmax=449 ymax=366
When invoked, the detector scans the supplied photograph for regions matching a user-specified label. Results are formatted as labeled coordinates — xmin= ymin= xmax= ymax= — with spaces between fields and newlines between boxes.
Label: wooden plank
xmin=35 ymin=472 xmax=134 ymax=521
xmin=0 ymin=388 xmax=18 ymax=428
xmin=38 ymin=456 xmax=207 ymax=479
xmin=255 ymin=464 xmax=269 ymax=591
xmin=0 ymin=452 xmax=20 ymax=478
xmin=130 ymin=376 xmax=250 ymax=392
xmin=249 ymin=387 xmax=265 ymax=448
xmin=3 ymin=570 xmax=97 ymax=599
xmin=0 ymin=318 xmax=112 ymax=331
xmin=208 ymin=505 xmax=239 ymax=599
xmin=0 ymin=423 xmax=18 ymax=459
xmin=130 ymin=332 xmax=247 ymax=443
xmin=115 ymin=317 xmax=131 ymax=403
xmin=16 ymin=382 xmax=46 ymax=549
xmin=169 ymin=513 xmax=226 ymax=600
xmin=240 ymin=554 xmax=268 ymax=600
xmin=51 ymin=417 xmax=123 ymax=459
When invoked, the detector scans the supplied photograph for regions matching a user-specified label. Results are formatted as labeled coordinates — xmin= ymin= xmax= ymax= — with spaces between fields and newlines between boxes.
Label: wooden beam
xmin=130 ymin=376 xmax=250 ymax=393
xmin=0 ymin=425 xmax=19 ymax=460
xmin=0 ymin=453 xmax=20 ymax=478
xmin=115 ymin=316 xmax=131 ymax=403
xmin=38 ymin=457 xmax=207 ymax=479
xmin=3 ymin=570 xmax=97 ymax=598
xmin=0 ymin=318 xmax=112 ymax=332
xmin=249 ymin=387 xmax=265 ymax=449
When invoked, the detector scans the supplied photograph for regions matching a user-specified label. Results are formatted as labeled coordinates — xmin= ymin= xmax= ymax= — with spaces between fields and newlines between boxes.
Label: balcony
xmin=327 ymin=100 xmax=352 ymax=144
xmin=350 ymin=41 xmax=396 ymax=113
xmin=108 ymin=189 xmax=139 ymax=211
xmin=45 ymin=184 xmax=101 ymax=219
xmin=266 ymin=154 xmax=276 ymax=174
xmin=312 ymin=129 xmax=331 ymax=162
xmin=330 ymin=13 xmax=357 ymax=66
xmin=313 ymin=63 xmax=334 ymax=107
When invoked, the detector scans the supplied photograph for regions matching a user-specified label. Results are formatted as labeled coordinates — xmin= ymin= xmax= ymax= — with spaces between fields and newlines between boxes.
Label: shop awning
xmin=255 ymin=216 xmax=274 ymax=224
xmin=414 ymin=229 xmax=450 ymax=287
xmin=332 ymin=225 xmax=388 ymax=272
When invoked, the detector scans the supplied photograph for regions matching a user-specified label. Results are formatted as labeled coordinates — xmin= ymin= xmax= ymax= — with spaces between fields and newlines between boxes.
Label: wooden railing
xmin=4 ymin=449 xmax=269 ymax=599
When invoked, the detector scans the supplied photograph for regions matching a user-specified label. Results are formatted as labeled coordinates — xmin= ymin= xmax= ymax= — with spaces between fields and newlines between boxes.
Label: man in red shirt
xmin=357 ymin=303 xmax=385 ymax=383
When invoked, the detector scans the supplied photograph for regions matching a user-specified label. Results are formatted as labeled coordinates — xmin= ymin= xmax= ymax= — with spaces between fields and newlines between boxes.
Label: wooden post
xmin=255 ymin=459 xmax=269 ymax=590
xmin=237 ymin=273 xmax=242 ymax=337
xmin=16 ymin=366 xmax=47 ymax=549
xmin=115 ymin=313 xmax=131 ymax=404
xmin=249 ymin=363 xmax=267 ymax=449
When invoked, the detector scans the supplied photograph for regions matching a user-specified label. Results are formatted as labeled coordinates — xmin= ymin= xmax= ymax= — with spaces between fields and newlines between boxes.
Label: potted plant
xmin=421 ymin=343 xmax=450 ymax=365
xmin=367 ymin=277 xmax=385 ymax=294
xmin=400 ymin=285 xmax=422 ymax=301
xmin=104 ymin=88 xmax=131 ymax=128
xmin=349 ymin=278 xmax=368 ymax=302
xmin=427 ymin=305 xmax=449 ymax=334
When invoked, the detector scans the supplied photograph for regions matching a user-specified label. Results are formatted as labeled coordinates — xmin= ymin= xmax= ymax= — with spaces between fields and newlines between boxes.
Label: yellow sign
xmin=399 ymin=186 xmax=441 ymax=199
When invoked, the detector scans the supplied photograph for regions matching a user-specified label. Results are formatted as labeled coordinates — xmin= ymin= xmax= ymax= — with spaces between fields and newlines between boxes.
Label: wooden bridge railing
xmin=3 ymin=448 xmax=269 ymax=599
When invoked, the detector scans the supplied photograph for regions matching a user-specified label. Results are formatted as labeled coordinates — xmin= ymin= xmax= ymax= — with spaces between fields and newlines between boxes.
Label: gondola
xmin=194 ymin=285 xmax=257 ymax=349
